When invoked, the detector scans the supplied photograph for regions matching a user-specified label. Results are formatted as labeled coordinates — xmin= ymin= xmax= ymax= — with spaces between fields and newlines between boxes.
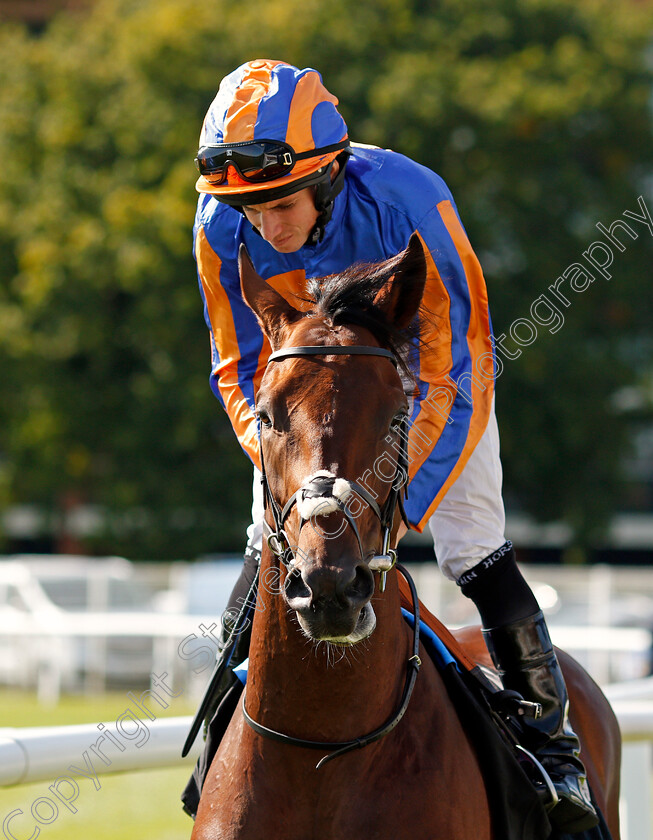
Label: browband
xmin=267 ymin=345 xmax=398 ymax=366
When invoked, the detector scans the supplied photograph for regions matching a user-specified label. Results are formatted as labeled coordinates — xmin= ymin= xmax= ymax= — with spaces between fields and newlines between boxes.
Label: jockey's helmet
xmin=195 ymin=60 xmax=351 ymax=243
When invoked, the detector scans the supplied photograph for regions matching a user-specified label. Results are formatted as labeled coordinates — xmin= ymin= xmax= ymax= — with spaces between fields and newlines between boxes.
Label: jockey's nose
xmin=258 ymin=210 xmax=282 ymax=243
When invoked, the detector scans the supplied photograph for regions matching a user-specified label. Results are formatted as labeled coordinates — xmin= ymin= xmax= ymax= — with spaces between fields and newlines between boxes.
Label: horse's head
xmin=240 ymin=234 xmax=426 ymax=645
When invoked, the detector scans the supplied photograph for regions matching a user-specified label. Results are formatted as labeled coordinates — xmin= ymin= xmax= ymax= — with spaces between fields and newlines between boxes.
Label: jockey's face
xmin=241 ymin=159 xmax=340 ymax=253
xmin=242 ymin=187 xmax=319 ymax=253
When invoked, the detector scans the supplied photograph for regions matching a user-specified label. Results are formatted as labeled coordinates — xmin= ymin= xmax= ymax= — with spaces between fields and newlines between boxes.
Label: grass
xmin=0 ymin=689 xmax=198 ymax=840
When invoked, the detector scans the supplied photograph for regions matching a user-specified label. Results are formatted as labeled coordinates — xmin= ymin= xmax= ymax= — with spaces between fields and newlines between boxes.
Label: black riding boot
xmin=484 ymin=612 xmax=598 ymax=833
xmin=458 ymin=542 xmax=598 ymax=834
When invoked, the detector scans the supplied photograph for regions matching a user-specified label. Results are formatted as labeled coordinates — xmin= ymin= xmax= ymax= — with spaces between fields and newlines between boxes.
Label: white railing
xmin=0 ymin=611 xmax=221 ymax=704
xmin=1 ymin=561 xmax=651 ymax=702
xmin=0 ymin=716 xmax=201 ymax=840
xmin=0 ymin=692 xmax=651 ymax=840
xmin=619 ymin=739 xmax=652 ymax=840
xmin=0 ymin=717 xmax=199 ymax=787
xmin=604 ymin=679 xmax=653 ymax=840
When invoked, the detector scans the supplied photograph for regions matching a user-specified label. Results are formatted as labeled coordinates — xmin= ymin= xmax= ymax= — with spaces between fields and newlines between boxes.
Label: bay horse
xmin=191 ymin=235 xmax=621 ymax=840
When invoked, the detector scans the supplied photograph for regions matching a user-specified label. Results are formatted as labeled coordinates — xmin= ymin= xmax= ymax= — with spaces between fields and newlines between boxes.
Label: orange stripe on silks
xmin=265 ymin=269 xmax=312 ymax=311
xmin=222 ymin=62 xmax=275 ymax=144
xmin=252 ymin=333 xmax=272 ymax=399
xmin=286 ymin=71 xmax=330 ymax=150
xmin=251 ymin=268 xmax=311 ymax=397
xmin=196 ymin=226 xmax=260 ymax=467
xmin=405 ymin=232 xmax=455 ymax=482
xmin=413 ymin=201 xmax=494 ymax=531
xmin=285 ymin=71 xmax=346 ymax=176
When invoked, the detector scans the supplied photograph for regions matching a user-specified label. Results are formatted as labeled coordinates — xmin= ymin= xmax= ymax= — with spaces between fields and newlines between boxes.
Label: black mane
xmin=304 ymin=258 xmax=423 ymax=379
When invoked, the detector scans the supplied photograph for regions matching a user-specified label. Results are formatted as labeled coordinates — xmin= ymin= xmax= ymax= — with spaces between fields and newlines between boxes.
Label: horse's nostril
xmin=284 ymin=563 xmax=374 ymax=614
xmin=342 ymin=565 xmax=374 ymax=607
xmin=284 ymin=566 xmax=311 ymax=604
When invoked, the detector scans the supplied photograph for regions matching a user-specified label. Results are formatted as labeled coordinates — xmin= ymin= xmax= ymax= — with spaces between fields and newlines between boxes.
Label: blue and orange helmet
xmin=195 ymin=60 xmax=351 ymax=241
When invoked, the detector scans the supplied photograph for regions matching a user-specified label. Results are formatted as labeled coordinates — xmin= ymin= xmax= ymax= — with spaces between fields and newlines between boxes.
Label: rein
xmin=242 ymin=563 xmax=422 ymax=769
xmin=260 ymin=344 xmax=410 ymax=589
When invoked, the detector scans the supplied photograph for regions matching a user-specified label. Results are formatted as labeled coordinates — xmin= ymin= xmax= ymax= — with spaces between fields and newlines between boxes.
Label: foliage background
xmin=1 ymin=0 xmax=653 ymax=558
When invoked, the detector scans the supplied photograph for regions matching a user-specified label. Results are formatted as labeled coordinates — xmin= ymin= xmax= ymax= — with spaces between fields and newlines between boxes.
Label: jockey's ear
xmin=239 ymin=244 xmax=301 ymax=348
xmin=373 ymin=232 xmax=427 ymax=330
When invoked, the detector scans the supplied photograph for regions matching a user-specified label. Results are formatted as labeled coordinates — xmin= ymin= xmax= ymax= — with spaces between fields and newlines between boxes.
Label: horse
xmin=190 ymin=235 xmax=621 ymax=840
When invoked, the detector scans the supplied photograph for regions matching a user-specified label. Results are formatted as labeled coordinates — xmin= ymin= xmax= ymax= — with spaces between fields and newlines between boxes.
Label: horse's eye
xmin=390 ymin=412 xmax=408 ymax=434
xmin=257 ymin=410 xmax=272 ymax=428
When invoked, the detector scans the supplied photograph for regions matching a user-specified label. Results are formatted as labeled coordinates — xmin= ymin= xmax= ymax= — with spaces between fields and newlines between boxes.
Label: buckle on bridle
xmin=267 ymin=530 xmax=290 ymax=560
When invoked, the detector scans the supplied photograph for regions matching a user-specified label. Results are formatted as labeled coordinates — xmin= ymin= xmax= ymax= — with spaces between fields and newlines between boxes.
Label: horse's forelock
xmin=304 ymin=262 xmax=422 ymax=380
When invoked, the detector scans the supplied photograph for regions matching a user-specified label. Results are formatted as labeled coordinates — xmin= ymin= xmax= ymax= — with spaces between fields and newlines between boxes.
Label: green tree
xmin=357 ymin=0 xmax=653 ymax=550
xmin=0 ymin=4 xmax=252 ymax=557
xmin=0 ymin=0 xmax=652 ymax=557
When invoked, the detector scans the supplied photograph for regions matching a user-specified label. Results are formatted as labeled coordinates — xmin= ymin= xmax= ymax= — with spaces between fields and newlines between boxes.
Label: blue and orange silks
xmin=193 ymin=144 xmax=495 ymax=532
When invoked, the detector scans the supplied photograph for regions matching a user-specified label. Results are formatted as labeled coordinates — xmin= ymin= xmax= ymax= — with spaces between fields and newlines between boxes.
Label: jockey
xmin=192 ymin=59 xmax=597 ymax=833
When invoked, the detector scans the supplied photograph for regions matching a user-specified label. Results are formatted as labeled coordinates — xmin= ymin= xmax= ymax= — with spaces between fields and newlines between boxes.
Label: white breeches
xmin=427 ymin=403 xmax=506 ymax=581
xmin=246 ymin=402 xmax=506 ymax=584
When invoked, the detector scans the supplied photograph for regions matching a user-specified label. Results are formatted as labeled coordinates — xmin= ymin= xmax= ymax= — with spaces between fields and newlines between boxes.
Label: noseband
xmin=261 ymin=344 xmax=410 ymax=589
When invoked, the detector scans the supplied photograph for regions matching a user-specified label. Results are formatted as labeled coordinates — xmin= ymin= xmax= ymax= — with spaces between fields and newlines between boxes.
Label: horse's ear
xmin=239 ymin=244 xmax=300 ymax=348
xmin=373 ymin=233 xmax=427 ymax=329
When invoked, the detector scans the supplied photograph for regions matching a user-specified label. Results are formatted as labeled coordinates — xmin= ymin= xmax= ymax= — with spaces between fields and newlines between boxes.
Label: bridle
xmin=243 ymin=343 xmax=422 ymax=768
xmin=261 ymin=344 xmax=410 ymax=590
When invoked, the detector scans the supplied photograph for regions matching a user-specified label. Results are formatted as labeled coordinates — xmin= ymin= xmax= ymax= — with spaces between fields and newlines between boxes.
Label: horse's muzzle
xmin=283 ymin=561 xmax=376 ymax=643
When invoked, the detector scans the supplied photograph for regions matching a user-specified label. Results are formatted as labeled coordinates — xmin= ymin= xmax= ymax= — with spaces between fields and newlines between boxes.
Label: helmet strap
xmin=306 ymin=149 xmax=351 ymax=245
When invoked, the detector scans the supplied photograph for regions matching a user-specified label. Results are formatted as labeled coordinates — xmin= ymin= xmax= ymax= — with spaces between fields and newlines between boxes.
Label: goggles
xmin=195 ymin=138 xmax=349 ymax=186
